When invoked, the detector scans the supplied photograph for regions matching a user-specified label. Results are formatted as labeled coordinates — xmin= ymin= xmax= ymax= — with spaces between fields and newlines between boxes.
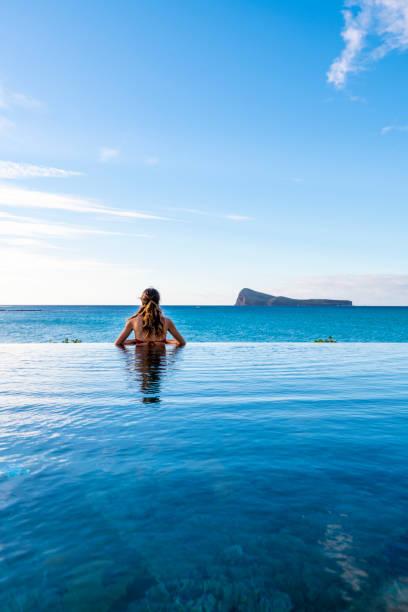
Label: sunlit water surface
xmin=1 ymin=343 xmax=407 ymax=611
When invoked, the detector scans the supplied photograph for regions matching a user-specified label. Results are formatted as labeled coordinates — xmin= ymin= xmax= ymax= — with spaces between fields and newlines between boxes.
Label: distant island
xmin=235 ymin=288 xmax=352 ymax=307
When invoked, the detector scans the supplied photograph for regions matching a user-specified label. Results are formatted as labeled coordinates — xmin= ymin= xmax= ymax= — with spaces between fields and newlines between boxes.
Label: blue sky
xmin=0 ymin=0 xmax=407 ymax=304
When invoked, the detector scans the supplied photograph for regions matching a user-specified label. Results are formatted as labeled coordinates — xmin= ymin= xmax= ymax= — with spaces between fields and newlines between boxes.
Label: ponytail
xmin=139 ymin=300 xmax=164 ymax=338
xmin=129 ymin=287 xmax=164 ymax=338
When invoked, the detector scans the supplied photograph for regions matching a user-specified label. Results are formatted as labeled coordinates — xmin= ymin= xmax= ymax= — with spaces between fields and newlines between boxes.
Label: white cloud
xmin=0 ymin=183 xmax=169 ymax=220
xmin=0 ymin=161 xmax=83 ymax=179
xmin=328 ymin=7 xmax=368 ymax=88
xmin=381 ymin=124 xmax=408 ymax=134
xmin=99 ymin=147 xmax=120 ymax=162
xmin=328 ymin=1 xmax=408 ymax=88
xmin=144 ymin=156 xmax=160 ymax=166
xmin=0 ymin=117 xmax=15 ymax=132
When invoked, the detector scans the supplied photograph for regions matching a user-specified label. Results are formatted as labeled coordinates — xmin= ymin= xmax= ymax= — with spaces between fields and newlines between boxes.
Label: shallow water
xmin=1 ymin=305 xmax=408 ymax=342
xmin=1 ymin=343 xmax=408 ymax=610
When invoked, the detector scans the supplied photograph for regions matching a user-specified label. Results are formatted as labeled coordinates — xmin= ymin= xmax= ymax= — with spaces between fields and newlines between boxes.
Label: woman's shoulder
xmin=126 ymin=314 xmax=139 ymax=325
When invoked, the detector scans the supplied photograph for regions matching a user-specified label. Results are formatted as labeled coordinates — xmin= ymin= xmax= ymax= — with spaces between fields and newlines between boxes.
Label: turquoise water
xmin=1 ymin=343 xmax=407 ymax=610
xmin=1 ymin=305 xmax=408 ymax=342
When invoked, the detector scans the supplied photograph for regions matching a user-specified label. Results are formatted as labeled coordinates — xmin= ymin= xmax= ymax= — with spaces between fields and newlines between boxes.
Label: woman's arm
xmin=166 ymin=319 xmax=186 ymax=346
xmin=114 ymin=320 xmax=134 ymax=346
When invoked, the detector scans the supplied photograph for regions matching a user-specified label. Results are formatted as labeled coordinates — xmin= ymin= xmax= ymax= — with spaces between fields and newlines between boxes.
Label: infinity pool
xmin=1 ymin=344 xmax=407 ymax=610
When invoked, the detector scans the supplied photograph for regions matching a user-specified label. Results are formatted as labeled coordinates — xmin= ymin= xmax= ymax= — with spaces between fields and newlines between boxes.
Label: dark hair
xmin=130 ymin=287 xmax=164 ymax=338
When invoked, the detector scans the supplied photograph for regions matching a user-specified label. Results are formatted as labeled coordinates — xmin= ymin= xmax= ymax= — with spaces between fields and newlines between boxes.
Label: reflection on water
xmin=123 ymin=343 xmax=183 ymax=403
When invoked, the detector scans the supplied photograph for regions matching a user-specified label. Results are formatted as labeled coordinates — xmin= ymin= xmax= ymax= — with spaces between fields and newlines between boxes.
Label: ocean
xmin=1 ymin=305 xmax=408 ymax=343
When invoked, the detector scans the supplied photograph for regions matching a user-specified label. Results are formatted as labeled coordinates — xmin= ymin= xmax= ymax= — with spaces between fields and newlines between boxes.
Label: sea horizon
xmin=2 ymin=303 xmax=408 ymax=308
xmin=2 ymin=304 xmax=408 ymax=343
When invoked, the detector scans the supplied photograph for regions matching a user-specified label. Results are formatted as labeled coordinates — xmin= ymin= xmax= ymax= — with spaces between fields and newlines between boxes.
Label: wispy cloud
xmin=0 ymin=210 xmax=123 ymax=239
xmin=172 ymin=207 xmax=253 ymax=222
xmin=99 ymin=147 xmax=120 ymax=162
xmin=0 ymin=161 xmax=83 ymax=179
xmin=0 ymin=84 xmax=42 ymax=136
xmin=381 ymin=124 xmax=408 ymax=135
xmin=328 ymin=1 xmax=408 ymax=88
xmin=0 ymin=84 xmax=42 ymax=110
xmin=224 ymin=214 xmax=252 ymax=222
xmin=0 ymin=184 xmax=169 ymax=220
xmin=328 ymin=6 xmax=368 ymax=88
xmin=0 ymin=237 xmax=58 ymax=249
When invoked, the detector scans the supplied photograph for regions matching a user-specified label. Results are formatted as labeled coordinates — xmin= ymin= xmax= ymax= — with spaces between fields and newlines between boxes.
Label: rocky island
xmin=235 ymin=288 xmax=352 ymax=307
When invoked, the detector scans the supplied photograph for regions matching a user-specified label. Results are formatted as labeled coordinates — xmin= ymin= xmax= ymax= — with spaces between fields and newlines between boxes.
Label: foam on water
xmin=0 ymin=343 xmax=408 ymax=610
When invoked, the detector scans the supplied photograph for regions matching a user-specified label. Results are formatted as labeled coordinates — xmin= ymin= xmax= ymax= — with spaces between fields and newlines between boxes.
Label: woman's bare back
xmin=131 ymin=315 xmax=169 ymax=343
xmin=115 ymin=315 xmax=185 ymax=346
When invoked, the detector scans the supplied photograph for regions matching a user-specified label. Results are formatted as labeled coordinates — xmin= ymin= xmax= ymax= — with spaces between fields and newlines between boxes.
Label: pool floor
xmin=1 ymin=343 xmax=408 ymax=611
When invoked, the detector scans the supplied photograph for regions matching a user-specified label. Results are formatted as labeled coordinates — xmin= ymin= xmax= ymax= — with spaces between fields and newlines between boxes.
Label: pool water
xmin=1 ymin=343 xmax=407 ymax=610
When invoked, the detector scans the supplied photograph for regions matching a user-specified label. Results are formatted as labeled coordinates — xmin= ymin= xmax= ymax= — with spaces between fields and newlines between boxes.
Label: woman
xmin=115 ymin=287 xmax=186 ymax=347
